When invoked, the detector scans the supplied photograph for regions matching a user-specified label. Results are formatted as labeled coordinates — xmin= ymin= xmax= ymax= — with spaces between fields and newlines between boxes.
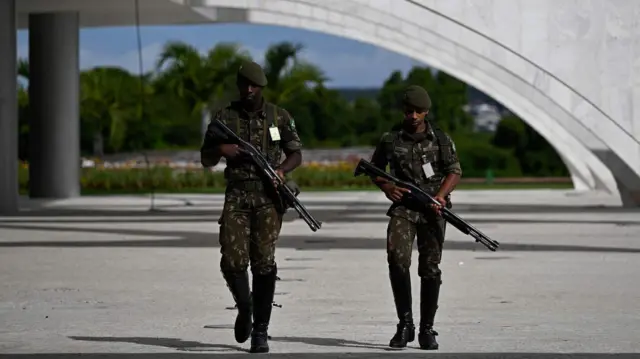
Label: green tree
xmin=17 ymin=58 xmax=30 ymax=160
xmin=349 ymin=98 xmax=386 ymax=146
xmin=492 ymin=115 xmax=569 ymax=176
xmin=13 ymin=39 xmax=572 ymax=179
xmin=155 ymin=41 xmax=252 ymax=117
xmin=261 ymin=42 xmax=327 ymax=104
xmin=492 ymin=115 xmax=526 ymax=149
xmin=404 ymin=66 xmax=437 ymax=92
xmin=79 ymin=66 xmax=141 ymax=155
xmin=430 ymin=71 xmax=473 ymax=133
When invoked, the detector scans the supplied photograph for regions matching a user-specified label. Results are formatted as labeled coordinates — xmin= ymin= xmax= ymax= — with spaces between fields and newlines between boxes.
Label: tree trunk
xmin=92 ymin=131 xmax=104 ymax=157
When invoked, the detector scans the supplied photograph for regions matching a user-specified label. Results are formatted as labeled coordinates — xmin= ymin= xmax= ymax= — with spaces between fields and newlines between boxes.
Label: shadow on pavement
xmin=1 ymin=351 xmax=638 ymax=358
xmin=0 ymin=222 xmax=639 ymax=253
xmin=269 ymin=335 xmax=396 ymax=351
xmin=4 ymin=204 xmax=640 ymax=223
xmin=66 ymin=336 xmax=246 ymax=353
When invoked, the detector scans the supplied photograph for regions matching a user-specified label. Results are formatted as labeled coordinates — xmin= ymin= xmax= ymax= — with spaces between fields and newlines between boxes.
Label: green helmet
xmin=237 ymin=61 xmax=268 ymax=87
xmin=402 ymin=85 xmax=432 ymax=111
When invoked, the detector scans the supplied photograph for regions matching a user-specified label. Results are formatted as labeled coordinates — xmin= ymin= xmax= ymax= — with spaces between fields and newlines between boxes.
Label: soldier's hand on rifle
xmin=381 ymin=183 xmax=410 ymax=202
xmin=219 ymin=144 xmax=241 ymax=159
xmin=431 ymin=195 xmax=446 ymax=215
xmin=273 ymin=169 xmax=285 ymax=188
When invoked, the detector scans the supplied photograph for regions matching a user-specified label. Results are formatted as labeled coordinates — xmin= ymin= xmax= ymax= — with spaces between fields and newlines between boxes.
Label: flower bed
xmin=16 ymin=161 xmax=571 ymax=193
xmin=17 ymin=161 xmax=374 ymax=192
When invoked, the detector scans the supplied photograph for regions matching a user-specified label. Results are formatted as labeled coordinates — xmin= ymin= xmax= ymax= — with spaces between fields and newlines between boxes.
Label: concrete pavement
xmin=1 ymin=191 xmax=639 ymax=358
xmin=16 ymin=189 xmax=626 ymax=211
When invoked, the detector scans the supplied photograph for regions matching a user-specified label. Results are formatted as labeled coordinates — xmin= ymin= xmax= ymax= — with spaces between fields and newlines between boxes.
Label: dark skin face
xmin=376 ymin=104 xmax=431 ymax=201
xmin=402 ymin=105 xmax=429 ymax=133
xmin=397 ymin=104 xmax=457 ymax=213
xmin=234 ymin=75 xmax=293 ymax=183
xmin=212 ymin=77 xmax=265 ymax=168
xmin=237 ymin=76 xmax=264 ymax=110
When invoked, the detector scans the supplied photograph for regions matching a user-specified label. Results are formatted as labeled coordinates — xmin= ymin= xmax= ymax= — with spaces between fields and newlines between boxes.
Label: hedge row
xmin=17 ymin=165 xmax=376 ymax=192
xmin=16 ymin=165 xmax=571 ymax=193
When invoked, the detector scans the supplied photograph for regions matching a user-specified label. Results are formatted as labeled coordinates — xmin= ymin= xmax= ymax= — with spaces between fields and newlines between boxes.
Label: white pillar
xmin=0 ymin=0 xmax=18 ymax=215
xmin=28 ymin=12 xmax=80 ymax=198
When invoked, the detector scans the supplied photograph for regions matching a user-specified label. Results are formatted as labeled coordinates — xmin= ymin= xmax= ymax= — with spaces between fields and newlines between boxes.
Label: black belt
xmin=228 ymin=180 xmax=266 ymax=192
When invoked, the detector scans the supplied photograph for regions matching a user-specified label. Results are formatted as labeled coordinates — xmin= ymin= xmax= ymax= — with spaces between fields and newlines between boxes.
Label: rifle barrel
xmin=212 ymin=120 xmax=322 ymax=232
xmin=354 ymin=159 xmax=499 ymax=251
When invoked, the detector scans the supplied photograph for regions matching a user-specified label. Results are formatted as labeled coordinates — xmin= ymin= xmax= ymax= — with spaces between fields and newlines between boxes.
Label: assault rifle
xmin=210 ymin=119 xmax=322 ymax=232
xmin=354 ymin=159 xmax=499 ymax=251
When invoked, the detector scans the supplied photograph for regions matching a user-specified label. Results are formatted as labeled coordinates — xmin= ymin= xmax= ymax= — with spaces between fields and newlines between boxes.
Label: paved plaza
xmin=1 ymin=190 xmax=639 ymax=358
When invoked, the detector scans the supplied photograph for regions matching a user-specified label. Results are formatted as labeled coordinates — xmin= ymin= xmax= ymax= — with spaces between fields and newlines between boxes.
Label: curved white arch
xmin=185 ymin=0 xmax=621 ymax=194
xmin=408 ymin=0 xmax=640 ymax=173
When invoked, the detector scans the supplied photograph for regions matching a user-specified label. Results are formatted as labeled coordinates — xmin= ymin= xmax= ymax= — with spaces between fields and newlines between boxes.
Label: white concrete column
xmin=0 ymin=0 xmax=18 ymax=215
xmin=28 ymin=12 xmax=80 ymax=198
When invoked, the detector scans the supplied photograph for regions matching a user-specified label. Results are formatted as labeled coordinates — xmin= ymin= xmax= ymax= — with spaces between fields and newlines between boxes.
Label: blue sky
xmin=16 ymin=23 xmax=427 ymax=88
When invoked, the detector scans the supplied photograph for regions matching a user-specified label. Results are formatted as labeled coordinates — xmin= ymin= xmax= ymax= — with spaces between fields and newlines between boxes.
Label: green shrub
xmin=16 ymin=163 xmax=569 ymax=194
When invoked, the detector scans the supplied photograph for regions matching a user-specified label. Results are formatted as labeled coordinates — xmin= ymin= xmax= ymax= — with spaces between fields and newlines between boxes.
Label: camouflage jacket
xmin=200 ymin=99 xmax=303 ymax=185
xmin=369 ymin=122 xmax=462 ymax=223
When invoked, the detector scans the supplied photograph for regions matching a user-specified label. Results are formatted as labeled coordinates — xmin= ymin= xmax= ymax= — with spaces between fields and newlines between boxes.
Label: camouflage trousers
xmin=386 ymin=215 xmax=446 ymax=280
xmin=218 ymin=186 xmax=283 ymax=276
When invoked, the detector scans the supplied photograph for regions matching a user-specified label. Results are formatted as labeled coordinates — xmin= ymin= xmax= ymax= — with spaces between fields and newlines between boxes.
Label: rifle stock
xmin=354 ymin=159 xmax=499 ymax=251
xmin=210 ymin=119 xmax=322 ymax=232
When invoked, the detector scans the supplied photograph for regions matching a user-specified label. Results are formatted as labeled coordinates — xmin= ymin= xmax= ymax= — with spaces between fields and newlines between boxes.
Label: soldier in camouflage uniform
xmin=200 ymin=61 xmax=303 ymax=354
xmin=368 ymin=85 xmax=462 ymax=350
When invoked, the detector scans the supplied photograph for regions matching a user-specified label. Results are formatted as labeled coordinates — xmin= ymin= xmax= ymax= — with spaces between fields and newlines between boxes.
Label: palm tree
xmin=154 ymin=41 xmax=252 ymax=118
xmin=17 ymin=58 xmax=31 ymax=160
xmin=17 ymin=58 xmax=29 ymax=81
xmin=260 ymin=42 xmax=327 ymax=104
xmin=80 ymin=66 xmax=140 ymax=155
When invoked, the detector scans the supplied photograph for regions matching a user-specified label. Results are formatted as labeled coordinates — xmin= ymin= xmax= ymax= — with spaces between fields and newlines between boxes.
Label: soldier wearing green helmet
xmin=200 ymin=60 xmax=303 ymax=354
xmin=368 ymin=84 xmax=462 ymax=351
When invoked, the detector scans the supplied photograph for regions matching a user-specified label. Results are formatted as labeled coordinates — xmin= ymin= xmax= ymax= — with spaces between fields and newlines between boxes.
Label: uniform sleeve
xmin=200 ymin=109 xmax=224 ymax=167
xmin=370 ymin=132 xmax=391 ymax=171
xmin=442 ymin=133 xmax=462 ymax=176
xmin=278 ymin=108 xmax=303 ymax=155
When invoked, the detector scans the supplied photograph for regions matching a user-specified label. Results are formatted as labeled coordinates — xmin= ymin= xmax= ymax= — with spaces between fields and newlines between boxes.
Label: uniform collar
xmin=399 ymin=123 xmax=435 ymax=142
xmin=235 ymin=97 xmax=267 ymax=119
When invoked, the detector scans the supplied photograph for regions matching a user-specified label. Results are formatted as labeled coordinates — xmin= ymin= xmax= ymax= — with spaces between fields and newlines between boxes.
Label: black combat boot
xmin=222 ymin=271 xmax=253 ymax=343
xmin=249 ymin=267 xmax=277 ymax=353
xmin=388 ymin=266 xmax=415 ymax=348
xmin=418 ymin=277 xmax=441 ymax=350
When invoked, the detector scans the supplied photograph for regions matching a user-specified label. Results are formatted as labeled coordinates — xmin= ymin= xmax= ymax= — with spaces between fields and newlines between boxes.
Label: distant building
xmin=463 ymin=103 xmax=503 ymax=132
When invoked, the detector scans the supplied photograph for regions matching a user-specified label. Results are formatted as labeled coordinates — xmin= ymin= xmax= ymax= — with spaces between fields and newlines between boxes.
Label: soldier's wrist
xmin=379 ymin=182 xmax=394 ymax=192
xmin=213 ymin=144 xmax=226 ymax=155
